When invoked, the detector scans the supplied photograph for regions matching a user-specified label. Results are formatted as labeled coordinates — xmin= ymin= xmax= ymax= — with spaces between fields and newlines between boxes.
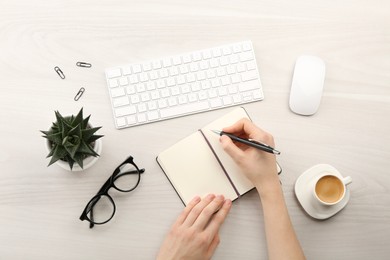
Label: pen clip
xmin=248 ymin=139 xmax=281 ymax=155
xmin=248 ymin=139 xmax=270 ymax=147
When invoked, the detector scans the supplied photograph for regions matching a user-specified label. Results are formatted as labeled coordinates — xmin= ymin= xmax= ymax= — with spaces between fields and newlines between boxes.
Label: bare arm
xmin=221 ymin=118 xmax=305 ymax=260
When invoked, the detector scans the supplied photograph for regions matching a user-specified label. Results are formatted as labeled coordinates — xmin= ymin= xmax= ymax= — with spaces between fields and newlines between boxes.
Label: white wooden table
xmin=1 ymin=0 xmax=389 ymax=259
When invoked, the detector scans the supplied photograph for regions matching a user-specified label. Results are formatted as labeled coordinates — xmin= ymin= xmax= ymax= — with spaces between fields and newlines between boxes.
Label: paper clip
xmin=76 ymin=62 xmax=92 ymax=68
xmin=74 ymin=87 xmax=85 ymax=101
xmin=54 ymin=66 xmax=65 ymax=79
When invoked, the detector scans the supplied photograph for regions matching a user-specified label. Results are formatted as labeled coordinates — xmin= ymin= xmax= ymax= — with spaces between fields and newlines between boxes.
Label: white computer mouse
xmin=289 ymin=55 xmax=326 ymax=115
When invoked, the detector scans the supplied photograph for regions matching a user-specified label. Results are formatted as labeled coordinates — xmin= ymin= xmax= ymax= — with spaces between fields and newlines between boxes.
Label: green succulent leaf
xmin=63 ymin=136 xmax=81 ymax=158
xmin=73 ymin=153 xmax=85 ymax=169
xmin=82 ymin=115 xmax=90 ymax=129
xmin=78 ymin=141 xmax=99 ymax=157
xmin=72 ymin=108 xmax=84 ymax=127
xmin=67 ymin=123 xmax=82 ymax=139
xmin=88 ymin=134 xmax=104 ymax=143
xmin=42 ymin=131 xmax=63 ymax=145
xmin=42 ymin=108 xmax=103 ymax=170
xmin=82 ymin=127 xmax=102 ymax=142
xmin=47 ymin=144 xmax=68 ymax=166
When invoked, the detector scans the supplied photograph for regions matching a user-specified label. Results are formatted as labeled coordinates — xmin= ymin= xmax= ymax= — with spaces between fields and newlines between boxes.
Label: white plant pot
xmin=46 ymin=138 xmax=102 ymax=172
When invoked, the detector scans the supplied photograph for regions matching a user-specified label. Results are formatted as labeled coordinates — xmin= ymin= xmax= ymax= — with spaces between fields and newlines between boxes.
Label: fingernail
xmin=216 ymin=194 xmax=224 ymax=200
xmin=225 ymin=199 xmax=232 ymax=207
xmin=206 ymin=194 xmax=215 ymax=200
xmin=192 ymin=196 xmax=201 ymax=203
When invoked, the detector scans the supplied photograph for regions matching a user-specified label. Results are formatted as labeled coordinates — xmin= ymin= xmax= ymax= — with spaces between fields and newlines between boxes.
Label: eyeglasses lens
xmin=113 ymin=163 xmax=140 ymax=192
xmin=87 ymin=195 xmax=115 ymax=224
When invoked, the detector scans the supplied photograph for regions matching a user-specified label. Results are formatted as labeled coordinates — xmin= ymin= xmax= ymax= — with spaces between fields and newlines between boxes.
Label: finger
xmin=223 ymin=118 xmax=270 ymax=143
xmin=193 ymin=195 xmax=225 ymax=230
xmin=206 ymin=199 xmax=232 ymax=239
xmin=175 ymin=196 xmax=201 ymax=226
xmin=220 ymin=135 xmax=246 ymax=163
xmin=182 ymin=194 xmax=215 ymax=227
xmin=222 ymin=118 xmax=248 ymax=135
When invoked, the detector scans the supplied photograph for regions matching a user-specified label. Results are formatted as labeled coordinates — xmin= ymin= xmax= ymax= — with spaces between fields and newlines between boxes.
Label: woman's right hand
xmin=219 ymin=118 xmax=279 ymax=188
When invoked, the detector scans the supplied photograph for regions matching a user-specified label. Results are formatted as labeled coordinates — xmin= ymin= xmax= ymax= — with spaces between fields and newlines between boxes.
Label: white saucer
xmin=294 ymin=164 xmax=350 ymax=220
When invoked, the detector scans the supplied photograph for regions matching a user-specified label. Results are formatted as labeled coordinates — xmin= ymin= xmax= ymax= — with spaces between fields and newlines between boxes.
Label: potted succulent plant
xmin=41 ymin=108 xmax=103 ymax=171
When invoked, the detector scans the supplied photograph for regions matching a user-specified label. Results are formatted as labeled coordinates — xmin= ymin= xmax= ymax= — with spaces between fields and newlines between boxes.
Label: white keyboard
xmin=105 ymin=41 xmax=264 ymax=129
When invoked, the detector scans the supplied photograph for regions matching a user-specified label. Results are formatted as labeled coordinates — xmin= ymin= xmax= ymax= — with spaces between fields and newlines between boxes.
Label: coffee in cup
xmin=314 ymin=174 xmax=352 ymax=205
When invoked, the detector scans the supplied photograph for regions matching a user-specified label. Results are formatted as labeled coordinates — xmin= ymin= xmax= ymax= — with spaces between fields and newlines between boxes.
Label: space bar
xmin=160 ymin=101 xmax=210 ymax=118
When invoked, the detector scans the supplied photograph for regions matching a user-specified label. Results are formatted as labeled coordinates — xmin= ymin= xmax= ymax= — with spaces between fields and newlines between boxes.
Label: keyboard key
xmin=239 ymin=80 xmax=260 ymax=92
xmin=122 ymin=66 xmax=132 ymax=75
xmin=116 ymin=117 xmax=126 ymax=127
xmin=253 ymin=89 xmax=263 ymax=100
xmin=233 ymin=44 xmax=242 ymax=53
xmin=138 ymin=103 xmax=147 ymax=112
xmin=111 ymin=87 xmax=125 ymax=98
xmin=192 ymin=52 xmax=202 ymax=61
xmin=169 ymin=67 xmax=179 ymax=76
xmin=182 ymin=54 xmax=192 ymax=63
xmin=126 ymin=115 xmax=137 ymax=125
xmin=178 ymin=95 xmax=187 ymax=104
xmin=223 ymin=96 xmax=233 ymax=105
xmin=149 ymin=70 xmax=159 ymax=80
xmin=109 ymin=79 xmax=118 ymax=88
xmin=212 ymin=48 xmax=222 ymax=57
xmin=119 ymin=77 xmax=128 ymax=86
xmin=126 ymin=85 xmax=136 ymax=94
xmin=142 ymin=62 xmax=152 ymax=71
xmin=129 ymin=74 xmax=138 ymax=84
xmin=115 ymin=106 xmax=136 ymax=117
xmin=172 ymin=56 xmax=181 ymax=65
xmin=242 ymin=42 xmax=251 ymax=51
xmin=228 ymin=85 xmax=238 ymax=94
xmin=139 ymin=72 xmax=148 ymax=82
xmin=246 ymin=60 xmax=257 ymax=70
xmin=158 ymin=99 xmax=168 ymax=108
xmin=141 ymin=92 xmax=150 ymax=102
xmin=130 ymin=95 xmax=140 ymax=104
xmin=113 ymin=96 xmax=130 ymax=107
xmin=132 ymin=64 xmax=142 ymax=73
xmin=159 ymin=68 xmax=169 ymax=78
xmin=169 ymin=96 xmax=179 ymax=106
xmin=239 ymin=52 xmax=253 ymax=62
xmin=137 ymin=114 xmax=147 ymax=123
xmin=233 ymin=94 xmax=242 ymax=103
xmin=147 ymin=111 xmax=159 ymax=121
xmin=160 ymin=101 xmax=209 ymax=118
xmin=107 ymin=68 xmax=121 ymax=78
xmin=163 ymin=58 xmax=172 ymax=67
xmin=210 ymin=98 xmax=223 ymax=108
xmin=241 ymin=71 xmax=258 ymax=82
xmin=152 ymin=60 xmax=162 ymax=69
xmin=202 ymin=50 xmax=212 ymax=59
xmin=222 ymin=46 xmax=232 ymax=55
xmin=147 ymin=101 xmax=158 ymax=110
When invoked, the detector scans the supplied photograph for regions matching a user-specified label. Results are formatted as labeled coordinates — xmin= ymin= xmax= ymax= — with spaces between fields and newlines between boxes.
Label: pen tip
xmin=211 ymin=130 xmax=221 ymax=135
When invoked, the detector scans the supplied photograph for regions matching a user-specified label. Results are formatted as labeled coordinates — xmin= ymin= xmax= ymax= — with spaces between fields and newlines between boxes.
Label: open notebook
xmin=156 ymin=107 xmax=281 ymax=205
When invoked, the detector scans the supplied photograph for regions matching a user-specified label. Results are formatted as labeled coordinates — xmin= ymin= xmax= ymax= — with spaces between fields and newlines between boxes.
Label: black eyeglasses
xmin=80 ymin=156 xmax=145 ymax=228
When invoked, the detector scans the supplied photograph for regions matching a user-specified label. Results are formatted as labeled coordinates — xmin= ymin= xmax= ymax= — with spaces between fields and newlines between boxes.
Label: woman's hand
xmin=220 ymin=118 xmax=279 ymax=187
xmin=157 ymin=194 xmax=232 ymax=260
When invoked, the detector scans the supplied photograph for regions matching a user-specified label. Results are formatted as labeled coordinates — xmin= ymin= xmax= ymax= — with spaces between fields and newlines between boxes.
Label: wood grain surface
xmin=0 ymin=0 xmax=389 ymax=259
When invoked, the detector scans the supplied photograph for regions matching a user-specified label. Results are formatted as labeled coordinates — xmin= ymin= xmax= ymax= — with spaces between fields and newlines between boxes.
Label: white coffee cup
xmin=313 ymin=174 xmax=352 ymax=206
